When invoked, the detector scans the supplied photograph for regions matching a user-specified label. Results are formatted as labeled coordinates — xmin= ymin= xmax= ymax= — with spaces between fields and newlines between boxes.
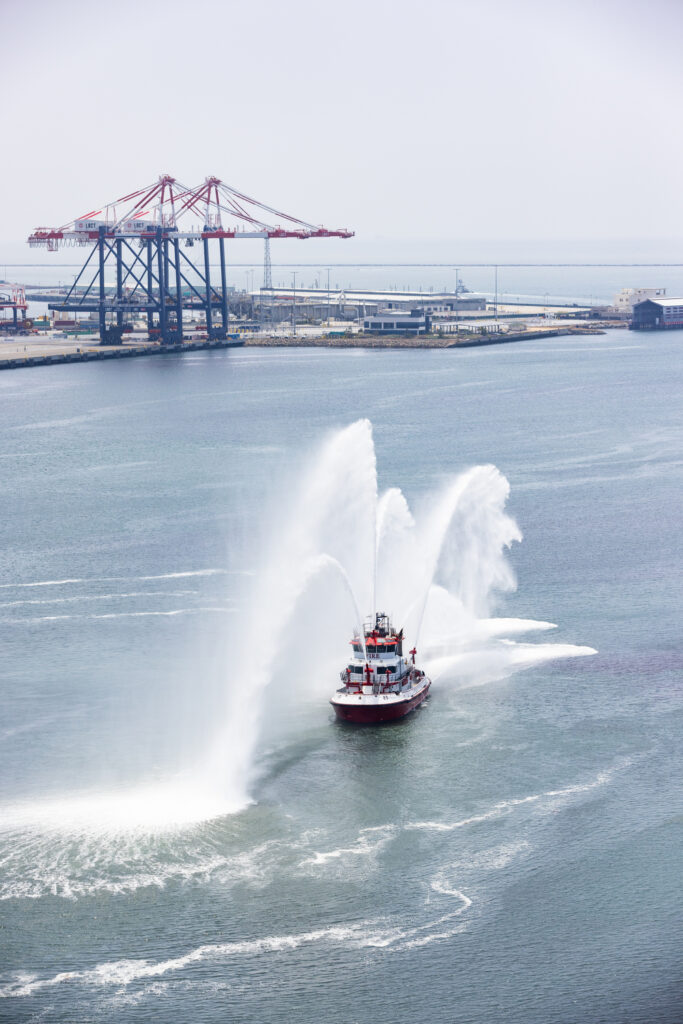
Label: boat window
xmin=352 ymin=644 xmax=362 ymax=654
xmin=348 ymin=665 xmax=364 ymax=674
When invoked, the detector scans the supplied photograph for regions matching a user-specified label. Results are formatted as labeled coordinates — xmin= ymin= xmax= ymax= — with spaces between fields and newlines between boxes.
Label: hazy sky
xmin=3 ymin=0 xmax=683 ymax=261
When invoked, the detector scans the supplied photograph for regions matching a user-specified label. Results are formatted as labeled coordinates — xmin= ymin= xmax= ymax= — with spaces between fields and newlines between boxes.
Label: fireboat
xmin=330 ymin=612 xmax=431 ymax=724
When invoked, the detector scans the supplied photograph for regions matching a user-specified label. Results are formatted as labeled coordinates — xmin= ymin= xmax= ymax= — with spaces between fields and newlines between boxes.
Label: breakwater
xmin=245 ymin=327 xmax=604 ymax=350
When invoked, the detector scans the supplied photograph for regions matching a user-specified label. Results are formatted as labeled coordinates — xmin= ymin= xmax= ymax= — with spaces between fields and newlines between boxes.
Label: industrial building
xmin=363 ymin=310 xmax=431 ymax=334
xmin=382 ymin=295 xmax=485 ymax=314
xmin=614 ymin=287 xmax=666 ymax=313
xmin=254 ymin=288 xmax=484 ymax=325
xmin=630 ymin=297 xmax=683 ymax=330
xmin=254 ymin=291 xmax=378 ymax=324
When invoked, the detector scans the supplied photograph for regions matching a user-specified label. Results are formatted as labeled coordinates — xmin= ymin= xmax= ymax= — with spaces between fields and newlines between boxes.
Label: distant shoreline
xmin=244 ymin=327 xmax=607 ymax=350
xmin=0 ymin=326 xmax=612 ymax=372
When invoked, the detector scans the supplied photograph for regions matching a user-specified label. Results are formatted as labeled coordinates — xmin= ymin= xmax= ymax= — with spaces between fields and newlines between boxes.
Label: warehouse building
xmin=363 ymin=309 xmax=431 ymax=335
xmin=382 ymin=296 xmax=485 ymax=313
xmin=630 ymin=297 xmax=683 ymax=330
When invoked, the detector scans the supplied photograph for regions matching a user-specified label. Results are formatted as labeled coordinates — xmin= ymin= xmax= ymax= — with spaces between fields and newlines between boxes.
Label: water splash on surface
xmin=196 ymin=418 xmax=594 ymax=816
xmin=0 ymin=419 xmax=594 ymax=836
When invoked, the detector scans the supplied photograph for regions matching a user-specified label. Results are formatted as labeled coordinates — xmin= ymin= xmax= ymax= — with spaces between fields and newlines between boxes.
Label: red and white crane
xmin=28 ymin=174 xmax=354 ymax=250
xmin=26 ymin=174 xmax=353 ymax=346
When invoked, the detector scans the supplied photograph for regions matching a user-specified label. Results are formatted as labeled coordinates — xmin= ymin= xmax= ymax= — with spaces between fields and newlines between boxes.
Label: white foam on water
xmin=76 ymin=460 xmax=152 ymax=474
xmin=2 ymin=901 xmax=481 ymax=997
xmin=406 ymin=809 xmax=500 ymax=833
xmin=0 ymin=451 xmax=46 ymax=459
xmin=138 ymin=570 xmax=232 ymax=581
xmin=0 ymin=590 xmax=198 ymax=608
xmin=0 ymin=812 xmax=529 ymax=906
xmin=406 ymin=760 xmax=628 ymax=834
xmin=394 ymin=922 xmax=469 ymax=950
xmin=89 ymin=607 xmax=233 ymax=620
xmin=0 ymin=921 xmax=401 ymax=998
xmin=107 ymin=981 xmax=174 ymax=1009
xmin=389 ymin=904 xmax=473 ymax=951
xmin=0 ymin=607 xmax=234 ymax=625
xmin=1 ymin=614 xmax=75 ymax=623
xmin=0 ymin=831 xmax=288 ymax=901
xmin=0 ymin=578 xmax=86 ymax=589
xmin=0 ymin=569 xmax=231 ymax=589
xmin=433 ymin=840 xmax=531 ymax=878
xmin=12 ymin=410 xmax=118 ymax=432
xmin=300 ymin=825 xmax=396 ymax=868
xmin=430 ymin=876 xmax=474 ymax=904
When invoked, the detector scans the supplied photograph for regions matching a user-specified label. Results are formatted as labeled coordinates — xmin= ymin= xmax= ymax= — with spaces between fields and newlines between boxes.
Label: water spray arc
xmin=200 ymin=419 xmax=594 ymax=812
xmin=0 ymin=420 xmax=595 ymax=834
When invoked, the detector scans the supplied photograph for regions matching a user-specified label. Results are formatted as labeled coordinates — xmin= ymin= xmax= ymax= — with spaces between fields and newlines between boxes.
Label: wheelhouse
xmin=342 ymin=612 xmax=420 ymax=695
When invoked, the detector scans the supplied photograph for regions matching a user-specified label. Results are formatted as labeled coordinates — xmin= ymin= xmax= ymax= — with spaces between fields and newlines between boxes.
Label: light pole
xmin=292 ymin=271 xmax=297 ymax=336
xmin=494 ymin=265 xmax=498 ymax=324
xmin=455 ymin=267 xmax=459 ymax=334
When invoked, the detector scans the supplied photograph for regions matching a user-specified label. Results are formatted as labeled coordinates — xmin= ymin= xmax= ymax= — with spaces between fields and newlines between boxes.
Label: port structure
xmin=0 ymin=285 xmax=29 ymax=332
xmin=28 ymin=175 xmax=353 ymax=345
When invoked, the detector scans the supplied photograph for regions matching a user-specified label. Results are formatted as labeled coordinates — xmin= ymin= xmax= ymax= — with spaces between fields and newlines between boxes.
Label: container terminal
xmin=1 ymin=173 xmax=679 ymax=369
xmin=0 ymin=282 xmax=655 ymax=370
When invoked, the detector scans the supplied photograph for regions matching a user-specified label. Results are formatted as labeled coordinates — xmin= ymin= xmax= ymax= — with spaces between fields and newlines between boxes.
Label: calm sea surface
xmin=0 ymin=330 xmax=681 ymax=1022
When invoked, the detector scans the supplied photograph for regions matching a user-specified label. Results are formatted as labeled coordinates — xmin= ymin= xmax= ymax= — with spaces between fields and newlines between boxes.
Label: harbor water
xmin=0 ymin=329 xmax=680 ymax=1022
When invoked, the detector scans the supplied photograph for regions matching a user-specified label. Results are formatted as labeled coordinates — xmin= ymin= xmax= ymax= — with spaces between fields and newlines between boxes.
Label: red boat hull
xmin=331 ymin=681 xmax=431 ymax=724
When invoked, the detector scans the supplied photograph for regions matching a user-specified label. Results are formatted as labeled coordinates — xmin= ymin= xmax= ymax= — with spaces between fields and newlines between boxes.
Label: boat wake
xmin=0 ymin=757 xmax=627 ymax=905
xmin=0 ymin=759 xmax=628 ymax=1003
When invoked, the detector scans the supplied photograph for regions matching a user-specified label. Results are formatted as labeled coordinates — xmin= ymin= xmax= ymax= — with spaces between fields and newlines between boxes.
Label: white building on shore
xmin=614 ymin=287 xmax=666 ymax=313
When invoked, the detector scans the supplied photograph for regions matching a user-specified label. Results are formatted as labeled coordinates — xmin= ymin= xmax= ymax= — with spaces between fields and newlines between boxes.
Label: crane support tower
xmin=261 ymin=237 xmax=273 ymax=325
xmin=0 ymin=286 xmax=29 ymax=332
xmin=28 ymin=174 xmax=353 ymax=346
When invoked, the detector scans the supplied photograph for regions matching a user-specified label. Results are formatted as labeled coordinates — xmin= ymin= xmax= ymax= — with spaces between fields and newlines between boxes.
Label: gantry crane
xmin=0 ymin=285 xmax=29 ymax=332
xmin=28 ymin=174 xmax=353 ymax=345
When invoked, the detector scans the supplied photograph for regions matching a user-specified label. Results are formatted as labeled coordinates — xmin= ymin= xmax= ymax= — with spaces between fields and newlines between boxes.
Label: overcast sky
xmin=3 ymin=0 xmax=683 ymax=262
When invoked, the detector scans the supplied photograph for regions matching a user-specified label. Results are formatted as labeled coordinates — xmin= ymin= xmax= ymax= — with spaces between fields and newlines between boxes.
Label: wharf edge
xmin=0 ymin=337 xmax=245 ymax=371
xmin=0 ymin=326 xmax=608 ymax=371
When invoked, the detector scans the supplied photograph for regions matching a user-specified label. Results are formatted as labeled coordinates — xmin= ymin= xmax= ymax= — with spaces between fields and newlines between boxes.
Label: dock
xmin=0 ymin=335 xmax=244 ymax=371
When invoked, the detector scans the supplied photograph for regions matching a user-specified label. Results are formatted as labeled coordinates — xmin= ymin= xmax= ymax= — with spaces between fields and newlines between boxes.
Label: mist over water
xmin=199 ymin=419 xmax=593 ymax=817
